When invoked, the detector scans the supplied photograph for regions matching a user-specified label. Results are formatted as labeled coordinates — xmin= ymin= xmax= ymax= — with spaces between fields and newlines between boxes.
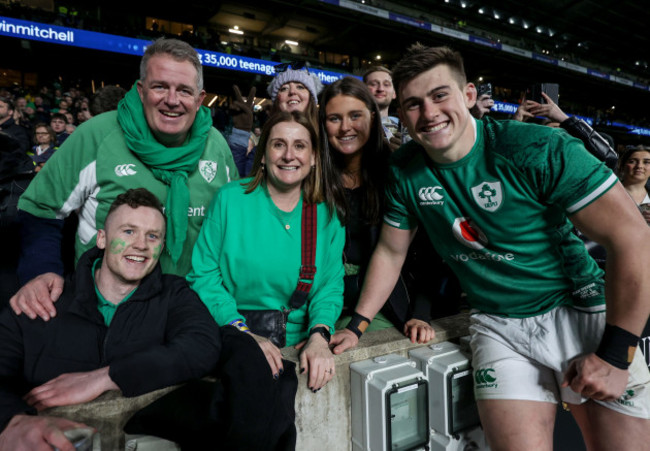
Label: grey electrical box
xmin=409 ymin=341 xmax=488 ymax=451
xmin=351 ymin=354 xmax=429 ymax=451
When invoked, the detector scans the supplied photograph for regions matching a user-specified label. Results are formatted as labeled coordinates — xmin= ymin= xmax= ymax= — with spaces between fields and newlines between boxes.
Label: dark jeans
xmin=125 ymin=326 xmax=298 ymax=450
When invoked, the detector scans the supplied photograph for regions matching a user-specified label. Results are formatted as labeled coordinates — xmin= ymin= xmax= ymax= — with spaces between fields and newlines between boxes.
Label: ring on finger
xmin=327 ymin=368 xmax=333 ymax=374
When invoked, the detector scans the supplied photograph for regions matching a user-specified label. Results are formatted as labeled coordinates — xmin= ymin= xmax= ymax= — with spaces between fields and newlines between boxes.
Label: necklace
xmin=342 ymin=170 xmax=361 ymax=189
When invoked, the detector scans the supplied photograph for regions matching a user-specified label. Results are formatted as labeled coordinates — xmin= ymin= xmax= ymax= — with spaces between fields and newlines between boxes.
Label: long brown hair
xmin=245 ymin=111 xmax=323 ymax=206
xmin=319 ymin=76 xmax=390 ymax=225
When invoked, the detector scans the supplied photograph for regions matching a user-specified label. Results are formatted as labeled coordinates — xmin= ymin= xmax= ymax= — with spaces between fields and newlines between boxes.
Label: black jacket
xmin=0 ymin=117 xmax=31 ymax=153
xmin=0 ymin=247 xmax=221 ymax=432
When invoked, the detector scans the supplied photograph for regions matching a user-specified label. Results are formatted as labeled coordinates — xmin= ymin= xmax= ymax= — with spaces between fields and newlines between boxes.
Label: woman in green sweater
xmin=188 ymin=111 xmax=345 ymax=392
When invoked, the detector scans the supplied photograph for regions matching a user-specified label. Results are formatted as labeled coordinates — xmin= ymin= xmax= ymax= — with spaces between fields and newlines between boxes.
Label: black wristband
xmin=346 ymin=312 xmax=372 ymax=339
xmin=595 ymin=324 xmax=640 ymax=370
xmin=309 ymin=326 xmax=331 ymax=344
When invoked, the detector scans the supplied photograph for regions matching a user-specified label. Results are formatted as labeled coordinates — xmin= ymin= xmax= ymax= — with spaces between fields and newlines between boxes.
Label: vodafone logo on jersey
xmin=115 ymin=164 xmax=137 ymax=177
xmin=452 ymin=217 xmax=488 ymax=250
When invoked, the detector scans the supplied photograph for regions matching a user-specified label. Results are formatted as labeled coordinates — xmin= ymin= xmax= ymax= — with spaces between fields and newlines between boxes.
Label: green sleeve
xmin=306 ymin=209 xmax=345 ymax=332
xmin=187 ymin=190 xmax=242 ymax=326
xmin=383 ymin=163 xmax=419 ymax=230
xmin=18 ymin=118 xmax=102 ymax=219
xmin=522 ymin=129 xmax=617 ymax=213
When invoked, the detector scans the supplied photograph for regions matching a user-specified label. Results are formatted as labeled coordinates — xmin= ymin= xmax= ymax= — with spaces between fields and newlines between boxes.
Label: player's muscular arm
xmin=565 ymin=183 xmax=650 ymax=399
xmin=331 ymin=225 xmax=418 ymax=354
xmin=570 ymin=183 xmax=650 ymax=335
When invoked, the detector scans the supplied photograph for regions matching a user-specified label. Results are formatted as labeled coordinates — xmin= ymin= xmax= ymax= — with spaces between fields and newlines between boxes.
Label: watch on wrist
xmin=309 ymin=326 xmax=331 ymax=344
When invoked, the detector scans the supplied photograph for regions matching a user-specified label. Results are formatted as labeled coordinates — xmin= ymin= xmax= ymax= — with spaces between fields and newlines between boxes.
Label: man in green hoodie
xmin=11 ymin=37 xmax=238 ymax=320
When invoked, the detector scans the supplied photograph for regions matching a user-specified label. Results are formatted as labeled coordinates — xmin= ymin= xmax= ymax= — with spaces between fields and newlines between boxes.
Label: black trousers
xmin=125 ymin=326 xmax=298 ymax=450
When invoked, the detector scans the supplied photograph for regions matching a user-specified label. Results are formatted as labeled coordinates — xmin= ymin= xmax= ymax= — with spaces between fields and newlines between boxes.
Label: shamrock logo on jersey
xmin=471 ymin=181 xmax=503 ymax=212
xmin=199 ymin=160 xmax=218 ymax=183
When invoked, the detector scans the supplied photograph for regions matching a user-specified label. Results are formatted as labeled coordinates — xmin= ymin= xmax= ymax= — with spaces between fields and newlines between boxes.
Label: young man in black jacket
xmin=0 ymin=188 xmax=221 ymax=450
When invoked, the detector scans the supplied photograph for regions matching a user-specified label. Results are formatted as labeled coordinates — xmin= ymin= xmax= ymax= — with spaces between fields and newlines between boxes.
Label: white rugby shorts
xmin=469 ymin=307 xmax=650 ymax=418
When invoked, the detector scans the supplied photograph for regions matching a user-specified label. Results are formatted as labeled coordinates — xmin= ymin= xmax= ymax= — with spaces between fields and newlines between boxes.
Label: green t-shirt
xmin=187 ymin=179 xmax=345 ymax=346
xmin=384 ymin=117 xmax=617 ymax=317
xmin=92 ymin=258 xmax=136 ymax=326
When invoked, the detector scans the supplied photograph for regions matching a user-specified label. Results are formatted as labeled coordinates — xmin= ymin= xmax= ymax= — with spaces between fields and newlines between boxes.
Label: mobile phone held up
xmin=527 ymin=83 xmax=559 ymax=105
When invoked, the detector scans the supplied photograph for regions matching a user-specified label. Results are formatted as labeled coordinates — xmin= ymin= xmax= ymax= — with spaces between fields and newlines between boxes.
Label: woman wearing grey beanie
xmin=230 ymin=65 xmax=323 ymax=176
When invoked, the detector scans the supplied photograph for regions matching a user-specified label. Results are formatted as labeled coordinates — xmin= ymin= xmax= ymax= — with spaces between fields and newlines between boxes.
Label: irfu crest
xmin=199 ymin=160 xmax=217 ymax=183
xmin=470 ymin=181 xmax=503 ymax=212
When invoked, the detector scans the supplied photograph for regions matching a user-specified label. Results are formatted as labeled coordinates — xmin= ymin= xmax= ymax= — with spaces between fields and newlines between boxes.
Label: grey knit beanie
xmin=267 ymin=69 xmax=323 ymax=104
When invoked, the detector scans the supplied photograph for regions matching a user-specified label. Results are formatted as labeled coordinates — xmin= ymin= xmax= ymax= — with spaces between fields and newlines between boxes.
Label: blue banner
xmin=468 ymin=36 xmax=502 ymax=50
xmin=0 ymin=15 xmax=351 ymax=84
xmin=587 ymin=69 xmax=610 ymax=80
xmin=388 ymin=12 xmax=430 ymax=30
xmin=532 ymin=53 xmax=559 ymax=65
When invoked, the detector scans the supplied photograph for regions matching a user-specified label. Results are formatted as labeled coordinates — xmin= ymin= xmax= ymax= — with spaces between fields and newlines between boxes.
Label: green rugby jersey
xmin=19 ymin=111 xmax=238 ymax=277
xmin=384 ymin=117 xmax=617 ymax=317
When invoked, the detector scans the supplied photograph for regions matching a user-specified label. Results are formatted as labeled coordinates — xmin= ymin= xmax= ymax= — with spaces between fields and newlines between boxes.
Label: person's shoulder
xmin=80 ymin=110 xmax=120 ymax=130
xmin=483 ymin=116 xmax=559 ymax=147
xmin=161 ymin=273 xmax=193 ymax=291
xmin=482 ymin=116 xmax=568 ymax=161
xmin=218 ymin=178 xmax=249 ymax=196
xmin=205 ymin=126 xmax=229 ymax=148
xmin=316 ymin=200 xmax=344 ymax=229
xmin=159 ymin=274 xmax=203 ymax=304
xmin=210 ymin=178 xmax=254 ymax=208
xmin=389 ymin=140 xmax=429 ymax=181
xmin=390 ymin=139 xmax=426 ymax=168
xmin=58 ymin=111 xmax=121 ymax=148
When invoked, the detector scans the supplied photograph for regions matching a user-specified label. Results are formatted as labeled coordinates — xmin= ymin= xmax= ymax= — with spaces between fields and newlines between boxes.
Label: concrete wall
xmin=43 ymin=313 xmax=471 ymax=450
xmin=284 ymin=313 xmax=471 ymax=450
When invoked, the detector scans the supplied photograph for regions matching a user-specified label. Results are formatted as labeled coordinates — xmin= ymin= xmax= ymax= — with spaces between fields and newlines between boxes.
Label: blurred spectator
xmin=32 ymin=96 xmax=50 ymax=123
xmin=89 ymin=85 xmax=126 ymax=116
xmin=0 ymin=97 xmax=31 ymax=153
xmin=0 ymin=131 xmax=35 ymax=307
xmin=247 ymin=125 xmax=261 ymax=154
xmin=618 ymin=145 xmax=650 ymax=225
xmin=470 ymin=83 xmax=495 ymax=119
xmin=363 ymin=66 xmax=401 ymax=151
xmin=27 ymin=123 xmax=57 ymax=172
xmin=50 ymin=113 xmax=69 ymax=146
xmin=64 ymin=111 xmax=75 ymax=126
xmin=13 ymin=97 xmax=28 ymax=125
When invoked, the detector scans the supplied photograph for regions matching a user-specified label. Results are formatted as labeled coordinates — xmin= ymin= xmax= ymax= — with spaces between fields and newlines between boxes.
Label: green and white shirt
xmin=18 ymin=110 xmax=238 ymax=276
xmin=384 ymin=117 xmax=617 ymax=317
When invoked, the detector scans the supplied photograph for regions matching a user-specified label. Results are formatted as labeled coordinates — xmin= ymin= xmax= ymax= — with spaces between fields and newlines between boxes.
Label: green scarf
xmin=117 ymin=82 xmax=212 ymax=264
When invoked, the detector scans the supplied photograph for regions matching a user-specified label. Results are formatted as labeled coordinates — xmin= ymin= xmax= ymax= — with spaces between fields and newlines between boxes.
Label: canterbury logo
xmin=115 ymin=164 xmax=137 ymax=177
xmin=474 ymin=368 xmax=496 ymax=384
xmin=418 ymin=186 xmax=443 ymax=202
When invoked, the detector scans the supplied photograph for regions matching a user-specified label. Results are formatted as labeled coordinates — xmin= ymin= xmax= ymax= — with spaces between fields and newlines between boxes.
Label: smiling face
xmin=365 ymin=71 xmax=396 ymax=110
xmin=398 ymin=64 xmax=476 ymax=163
xmin=96 ymin=205 xmax=165 ymax=289
xmin=137 ymin=54 xmax=206 ymax=147
xmin=262 ymin=120 xmax=315 ymax=197
xmin=325 ymin=94 xmax=373 ymax=159
xmin=276 ymin=82 xmax=311 ymax=113
xmin=623 ymin=150 xmax=650 ymax=185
